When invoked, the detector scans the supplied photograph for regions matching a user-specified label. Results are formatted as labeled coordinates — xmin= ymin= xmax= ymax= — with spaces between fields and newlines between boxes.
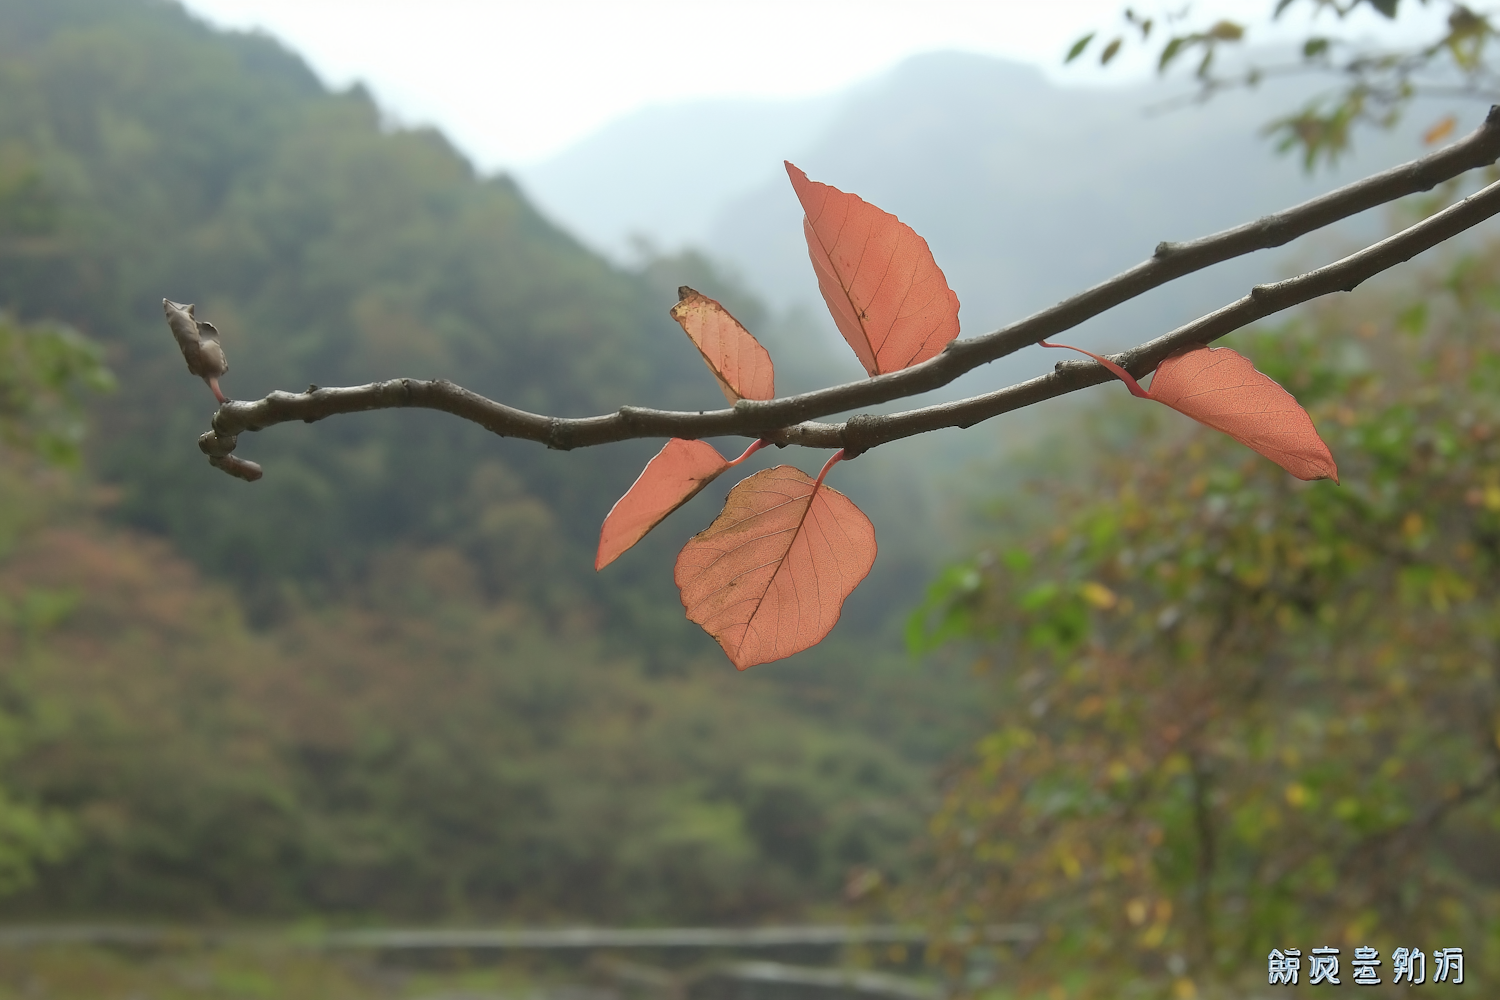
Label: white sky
xmin=178 ymin=0 xmax=1446 ymax=169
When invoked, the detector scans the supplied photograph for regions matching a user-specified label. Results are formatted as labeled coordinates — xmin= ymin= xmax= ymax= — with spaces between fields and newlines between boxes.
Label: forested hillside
xmin=0 ymin=0 xmax=988 ymax=921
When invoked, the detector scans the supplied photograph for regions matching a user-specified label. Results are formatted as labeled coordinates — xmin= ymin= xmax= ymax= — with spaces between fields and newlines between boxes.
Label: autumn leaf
xmin=1042 ymin=341 xmax=1338 ymax=482
xmin=675 ymin=461 xmax=876 ymax=669
xmin=670 ymin=287 xmax=774 ymax=404
xmin=1423 ymin=115 xmax=1457 ymax=146
xmin=596 ymin=439 xmax=729 ymax=570
xmin=786 ymin=162 xmax=960 ymax=376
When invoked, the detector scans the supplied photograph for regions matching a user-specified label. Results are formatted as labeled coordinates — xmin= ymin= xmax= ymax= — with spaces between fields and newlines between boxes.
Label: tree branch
xmin=198 ymin=109 xmax=1500 ymax=475
xmin=820 ymin=173 xmax=1500 ymax=453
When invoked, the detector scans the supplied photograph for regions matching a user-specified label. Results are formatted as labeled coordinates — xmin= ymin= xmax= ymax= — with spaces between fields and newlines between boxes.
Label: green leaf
xmin=1303 ymin=37 xmax=1329 ymax=59
xmin=905 ymin=562 xmax=988 ymax=654
xmin=1364 ymin=0 xmax=1400 ymax=17
xmin=1100 ymin=37 xmax=1123 ymax=66
xmin=1206 ymin=20 xmax=1245 ymax=42
xmin=1197 ymin=46 xmax=1216 ymax=78
xmin=1065 ymin=32 xmax=1095 ymax=64
xmin=1158 ymin=36 xmax=1186 ymax=72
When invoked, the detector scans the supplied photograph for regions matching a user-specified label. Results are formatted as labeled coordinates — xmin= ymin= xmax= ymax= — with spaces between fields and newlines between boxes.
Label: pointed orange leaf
xmin=596 ymin=438 xmax=729 ymax=570
xmin=670 ymin=287 xmax=775 ymax=403
xmin=786 ymin=161 xmax=960 ymax=376
xmin=1146 ymin=345 xmax=1339 ymax=482
xmin=675 ymin=463 xmax=877 ymax=670
xmin=1042 ymin=340 xmax=1338 ymax=482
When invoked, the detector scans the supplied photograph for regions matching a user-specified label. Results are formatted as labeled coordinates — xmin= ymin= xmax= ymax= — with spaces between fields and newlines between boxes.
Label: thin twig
xmin=198 ymin=109 xmax=1500 ymax=474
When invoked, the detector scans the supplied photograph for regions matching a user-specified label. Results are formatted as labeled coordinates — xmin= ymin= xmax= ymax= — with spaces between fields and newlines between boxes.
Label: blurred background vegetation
xmin=0 ymin=0 xmax=990 ymax=929
xmin=905 ymin=257 xmax=1500 ymax=995
xmin=0 ymin=0 xmax=1497 ymax=998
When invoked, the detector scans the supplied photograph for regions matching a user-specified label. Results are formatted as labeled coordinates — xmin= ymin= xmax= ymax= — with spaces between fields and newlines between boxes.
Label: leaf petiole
xmin=1039 ymin=339 xmax=1151 ymax=398
xmin=814 ymin=449 xmax=848 ymax=488
xmin=725 ymin=438 xmax=770 ymax=468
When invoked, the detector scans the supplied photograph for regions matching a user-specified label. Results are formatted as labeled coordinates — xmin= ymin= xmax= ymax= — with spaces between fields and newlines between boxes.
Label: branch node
xmin=546 ymin=416 xmax=569 ymax=451
xmin=842 ymin=413 xmax=881 ymax=458
xmin=1154 ymin=240 xmax=1179 ymax=258
xmin=197 ymin=429 xmax=238 ymax=458
xmin=198 ymin=428 xmax=263 ymax=482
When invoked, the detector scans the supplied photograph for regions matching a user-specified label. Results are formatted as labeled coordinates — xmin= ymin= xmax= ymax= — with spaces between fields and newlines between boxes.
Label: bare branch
xmin=822 ymin=173 xmax=1500 ymax=453
xmin=197 ymin=109 xmax=1500 ymax=474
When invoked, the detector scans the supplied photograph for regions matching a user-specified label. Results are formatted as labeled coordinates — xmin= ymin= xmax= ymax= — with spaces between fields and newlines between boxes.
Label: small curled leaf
xmin=670 ymin=287 xmax=774 ymax=403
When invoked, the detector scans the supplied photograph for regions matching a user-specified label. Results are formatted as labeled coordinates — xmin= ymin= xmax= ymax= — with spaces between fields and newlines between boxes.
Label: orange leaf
xmin=596 ymin=438 xmax=729 ymax=570
xmin=675 ymin=465 xmax=877 ymax=669
xmin=1423 ymin=115 xmax=1457 ymax=146
xmin=1147 ymin=346 xmax=1339 ymax=482
xmin=670 ymin=287 xmax=775 ymax=404
xmin=786 ymin=161 xmax=960 ymax=376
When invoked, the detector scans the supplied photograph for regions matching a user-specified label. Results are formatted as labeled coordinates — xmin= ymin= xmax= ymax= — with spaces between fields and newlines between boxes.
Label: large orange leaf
xmin=670 ymin=287 xmax=774 ymax=403
xmin=786 ymin=162 xmax=960 ymax=376
xmin=1042 ymin=340 xmax=1338 ymax=483
xmin=675 ymin=464 xmax=877 ymax=670
xmin=596 ymin=439 xmax=729 ymax=570
xmin=1147 ymin=346 xmax=1338 ymax=482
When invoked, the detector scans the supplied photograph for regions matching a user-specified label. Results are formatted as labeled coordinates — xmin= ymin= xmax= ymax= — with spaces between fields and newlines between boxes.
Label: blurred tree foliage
xmin=0 ymin=0 xmax=714 ymax=631
xmin=0 ymin=0 xmax=988 ymax=922
xmin=0 ymin=315 xmax=104 ymax=896
xmin=907 ymin=251 xmax=1500 ymax=995
xmin=0 ymin=316 xmax=112 ymax=464
xmin=0 ymin=496 xmax=932 ymax=920
xmin=1073 ymin=0 xmax=1500 ymax=168
xmin=0 ymin=249 xmax=111 ymax=893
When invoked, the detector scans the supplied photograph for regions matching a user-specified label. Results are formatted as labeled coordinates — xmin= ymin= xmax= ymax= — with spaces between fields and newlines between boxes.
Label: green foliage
xmin=0 ymin=480 xmax=946 ymax=921
xmin=0 ymin=315 xmax=112 ymax=464
xmin=909 ymin=251 xmax=1500 ymax=996
xmin=0 ymin=0 xmax=714 ymax=626
xmin=1072 ymin=0 xmax=1500 ymax=168
xmin=0 ymin=0 xmax=994 ymax=923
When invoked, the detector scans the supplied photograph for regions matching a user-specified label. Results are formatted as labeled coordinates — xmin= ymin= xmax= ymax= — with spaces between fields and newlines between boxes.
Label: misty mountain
xmin=521 ymin=51 xmax=1481 ymax=399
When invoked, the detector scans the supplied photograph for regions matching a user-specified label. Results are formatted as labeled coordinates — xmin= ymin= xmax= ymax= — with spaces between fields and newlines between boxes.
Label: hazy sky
xmin=178 ymin=0 xmax=1443 ymax=168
